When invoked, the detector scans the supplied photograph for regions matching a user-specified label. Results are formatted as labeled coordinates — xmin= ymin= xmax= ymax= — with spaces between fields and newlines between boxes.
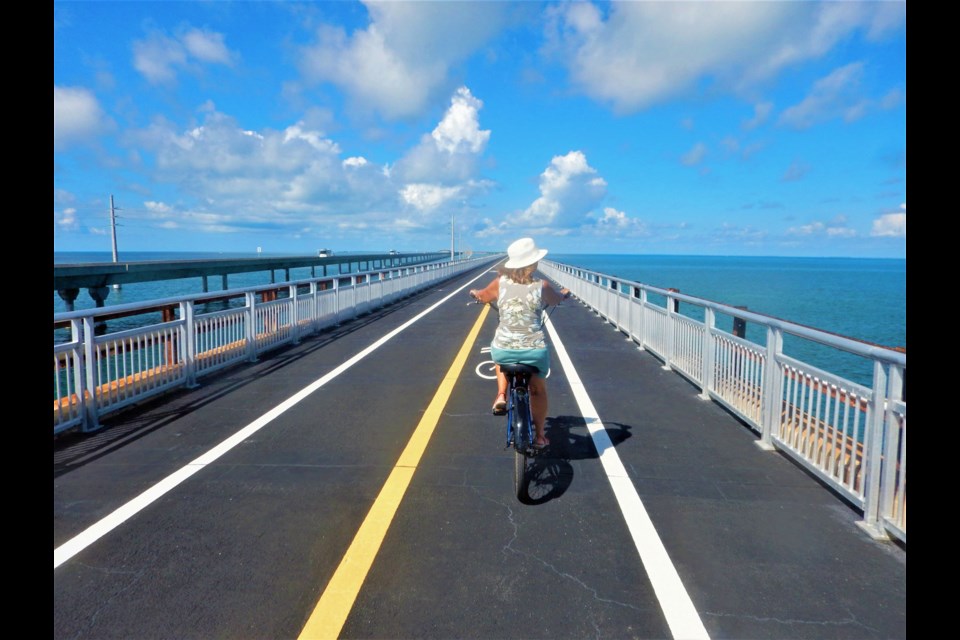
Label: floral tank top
xmin=493 ymin=276 xmax=546 ymax=350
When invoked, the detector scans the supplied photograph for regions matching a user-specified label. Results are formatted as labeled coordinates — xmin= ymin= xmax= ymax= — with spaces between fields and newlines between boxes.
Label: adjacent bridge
xmin=53 ymin=251 xmax=454 ymax=310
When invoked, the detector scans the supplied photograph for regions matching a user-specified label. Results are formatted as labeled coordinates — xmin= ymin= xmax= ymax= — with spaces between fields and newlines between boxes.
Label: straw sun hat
xmin=504 ymin=237 xmax=548 ymax=269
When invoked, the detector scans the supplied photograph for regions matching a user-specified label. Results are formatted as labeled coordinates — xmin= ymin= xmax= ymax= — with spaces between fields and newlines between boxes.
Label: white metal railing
xmin=541 ymin=260 xmax=906 ymax=544
xmin=53 ymin=256 xmax=497 ymax=437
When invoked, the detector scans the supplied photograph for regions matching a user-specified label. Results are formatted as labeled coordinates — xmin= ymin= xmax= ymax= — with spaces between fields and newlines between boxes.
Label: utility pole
xmin=110 ymin=195 xmax=121 ymax=289
xmin=110 ymin=195 xmax=120 ymax=262
xmin=450 ymin=213 xmax=455 ymax=262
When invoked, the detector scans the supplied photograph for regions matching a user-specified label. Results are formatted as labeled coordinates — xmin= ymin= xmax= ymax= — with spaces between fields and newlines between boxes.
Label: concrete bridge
xmin=53 ymin=259 xmax=906 ymax=639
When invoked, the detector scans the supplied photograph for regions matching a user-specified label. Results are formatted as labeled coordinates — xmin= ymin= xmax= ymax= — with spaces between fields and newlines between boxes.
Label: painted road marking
xmin=545 ymin=314 xmax=711 ymax=640
xmin=54 ymin=271 xmax=496 ymax=570
xmin=298 ymin=305 xmax=490 ymax=640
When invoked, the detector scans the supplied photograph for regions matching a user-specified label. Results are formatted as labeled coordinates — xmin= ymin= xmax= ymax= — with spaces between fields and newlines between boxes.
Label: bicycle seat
xmin=500 ymin=363 xmax=539 ymax=376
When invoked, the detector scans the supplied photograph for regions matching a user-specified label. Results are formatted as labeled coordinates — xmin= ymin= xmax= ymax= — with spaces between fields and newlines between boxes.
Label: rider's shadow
xmin=520 ymin=415 xmax=633 ymax=505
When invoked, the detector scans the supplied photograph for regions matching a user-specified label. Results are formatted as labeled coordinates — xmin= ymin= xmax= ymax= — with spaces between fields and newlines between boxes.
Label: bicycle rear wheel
xmin=512 ymin=389 xmax=532 ymax=501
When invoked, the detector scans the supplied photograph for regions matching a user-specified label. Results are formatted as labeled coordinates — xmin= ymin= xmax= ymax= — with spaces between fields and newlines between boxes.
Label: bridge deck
xmin=53 ymin=263 xmax=906 ymax=640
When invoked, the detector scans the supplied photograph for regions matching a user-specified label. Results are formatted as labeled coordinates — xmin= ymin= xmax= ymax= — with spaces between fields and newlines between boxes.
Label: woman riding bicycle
xmin=469 ymin=237 xmax=569 ymax=448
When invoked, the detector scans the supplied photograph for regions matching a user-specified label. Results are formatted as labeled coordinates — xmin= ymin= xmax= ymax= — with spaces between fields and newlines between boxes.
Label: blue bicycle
xmin=501 ymin=363 xmax=542 ymax=501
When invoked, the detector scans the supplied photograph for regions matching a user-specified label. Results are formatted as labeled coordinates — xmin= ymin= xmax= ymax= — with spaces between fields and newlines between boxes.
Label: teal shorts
xmin=490 ymin=346 xmax=550 ymax=377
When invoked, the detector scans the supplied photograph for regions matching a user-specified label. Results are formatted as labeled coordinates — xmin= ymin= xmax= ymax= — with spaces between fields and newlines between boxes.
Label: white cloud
xmin=826 ymin=226 xmax=857 ymax=238
xmin=880 ymin=88 xmax=905 ymax=110
xmin=782 ymin=161 xmax=810 ymax=182
xmin=400 ymin=183 xmax=462 ymax=212
xmin=681 ymin=143 xmax=707 ymax=167
xmin=133 ymin=32 xmax=188 ymax=85
xmin=518 ymin=151 xmax=607 ymax=228
xmin=743 ymin=102 xmax=774 ymax=130
xmin=779 ymin=63 xmax=869 ymax=129
xmin=300 ymin=24 xmax=443 ymax=120
xmin=144 ymin=201 xmax=175 ymax=216
xmin=713 ymin=223 xmax=769 ymax=244
xmin=871 ymin=204 xmax=906 ymax=238
xmin=543 ymin=1 xmax=903 ymax=113
xmin=133 ymin=27 xmax=236 ymax=85
xmin=56 ymin=207 xmax=79 ymax=231
xmin=594 ymin=207 xmax=649 ymax=236
xmin=787 ymin=221 xmax=825 ymax=236
xmin=181 ymin=28 xmax=234 ymax=65
xmin=786 ymin=218 xmax=857 ymax=238
xmin=393 ymin=87 xmax=490 ymax=184
xmin=133 ymin=108 xmax=395 ymax=231
xmin=431 ymin=87 xmax=491 ymax=154
xmin=474 ymin=217 xmax=511 ymax=239
xmin=54 ymin=86 xmax=110 ymax=150
xmin=122 ymin=89 xmax=497 ymax=240
xmin=283 ymin=123 xmax=341 ymax=155
xmin=299 ymin=2 xmax=509 ymax=119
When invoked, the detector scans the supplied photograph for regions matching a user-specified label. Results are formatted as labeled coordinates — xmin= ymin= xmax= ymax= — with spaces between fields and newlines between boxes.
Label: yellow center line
xmin=298 ymin=304 xmax=490 ymax=640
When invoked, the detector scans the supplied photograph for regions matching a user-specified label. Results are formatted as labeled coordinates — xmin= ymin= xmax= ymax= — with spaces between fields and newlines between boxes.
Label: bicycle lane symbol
xmin=475 ymin=346 xmax=550 ymax=379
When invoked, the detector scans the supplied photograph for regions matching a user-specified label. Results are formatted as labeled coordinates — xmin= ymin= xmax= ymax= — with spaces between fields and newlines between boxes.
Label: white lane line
xmin=544 ymin=314 xmax=710 ymax=640
xmin=54 ymin=271 xmax=496 ymax=570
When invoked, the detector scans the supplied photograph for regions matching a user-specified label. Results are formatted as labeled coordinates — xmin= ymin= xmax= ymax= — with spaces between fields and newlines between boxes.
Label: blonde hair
xmin=498 ymin=263 xmax=537 ymax=284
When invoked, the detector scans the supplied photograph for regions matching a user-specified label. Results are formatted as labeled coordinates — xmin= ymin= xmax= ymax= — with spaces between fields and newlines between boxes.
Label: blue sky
xmin=54 ymin=1 xmax=906 ymax=258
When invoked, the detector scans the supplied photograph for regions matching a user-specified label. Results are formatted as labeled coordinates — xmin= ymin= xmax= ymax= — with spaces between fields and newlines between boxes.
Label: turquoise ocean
xmin=54 ymin=252 xmax=906 ymax=388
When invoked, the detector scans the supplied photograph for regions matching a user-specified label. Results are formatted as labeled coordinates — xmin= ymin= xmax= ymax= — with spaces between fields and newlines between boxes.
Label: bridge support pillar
xmin=733 ymin=306 xmax=748 ymax=338
xmin=88 ymin=286 xmax=110 ymax=307
xmin=88 ymin=286 xmax=110 ymax=335
xmin=58 ymin=288 xmax=80 ymax=311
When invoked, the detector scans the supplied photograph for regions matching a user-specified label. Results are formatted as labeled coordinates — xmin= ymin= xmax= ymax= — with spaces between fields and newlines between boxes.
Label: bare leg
xmin=528 ymin=376 xmax=549 ymax=445
xmin=492 ymin=365 xmax=507 ymax=413
xmin=496 ymin=365 xmax=507 ymax=397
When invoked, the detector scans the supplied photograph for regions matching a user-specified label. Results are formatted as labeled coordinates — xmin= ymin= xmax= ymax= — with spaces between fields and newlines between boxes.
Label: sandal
xmin=533 ymin=436 xmax=550 ymax=449
xmin=492 ymin=393 xmax=507 ymax=415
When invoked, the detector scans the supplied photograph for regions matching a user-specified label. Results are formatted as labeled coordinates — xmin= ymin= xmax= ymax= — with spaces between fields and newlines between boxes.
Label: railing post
xmin=290 ymin=284 xmax=300 ymax=345
xmin=663 ymin=289 xmax=679 ymax=370
xmin=69 ymin=318 xmax=87 ymax=428
xmin=608 ymin=278 xmax=617 ymax=326
xmin=310 ymin=281 xmax=319 ymax=334
xmin=350 ymin=276 xmax=359 ymax=320
xmin=182 ymin=300 xmax=199 ymax=388
xmin=81 ymin=315 xmax=100 ymax=432
xmin=893 ymin=347 xmax=905 ymax=402
xmin=757 ymin=325 xmax=782 ymax=451
xmin=245 ymin=291 xmax=258 ymax=363
xmin=333 ymin=277 xmax=341 ymax=327
xmin=636 ymin=286 xmax=646 ymax=350
xmin=857 ymin=358 xmax=889 ymax=540
xmin=699 ymin=307 xmax=715 ymax=400
xmin=881 ymin=362 xmax=905 ymax=533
